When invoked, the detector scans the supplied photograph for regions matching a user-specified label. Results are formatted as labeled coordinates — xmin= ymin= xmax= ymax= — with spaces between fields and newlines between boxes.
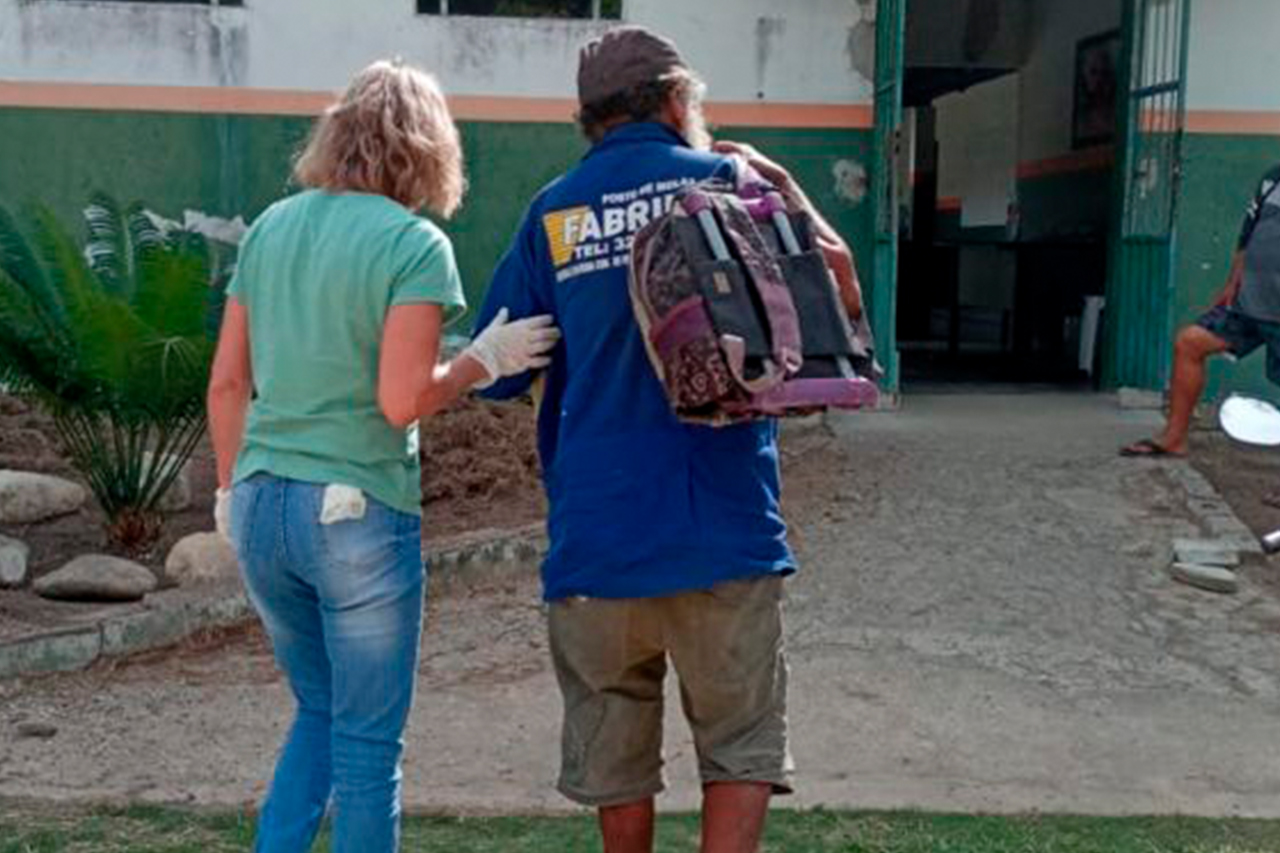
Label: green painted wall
xmin=928 ymin=166 xmax=1110 ymax=245
xmin=22 ymin=107 xmax=1279 ymax=402
xmin=448 ymin=121 xmax=584 ymax=317
xmin=0 ymin=107 xmax=584 ymax=318
xmin=1174 ymin=133 xmax=1280 ymax=401
xmin=0 ymin=108 xmax=873 ymax=331
xmin=0 ymin=108 xmax=308 ymax=233
xmin=1017 ymin=166 xmax=1112 ymax=243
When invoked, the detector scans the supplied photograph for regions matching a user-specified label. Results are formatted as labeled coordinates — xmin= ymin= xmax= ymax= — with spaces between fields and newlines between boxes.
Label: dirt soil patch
xmin=420 ymin=396 xmax=545 ymax=538
xmin=1187 ymin=425 xmax=1280 ymax=601
xmin=1189 ymin=426 xmax=1280 ymax=541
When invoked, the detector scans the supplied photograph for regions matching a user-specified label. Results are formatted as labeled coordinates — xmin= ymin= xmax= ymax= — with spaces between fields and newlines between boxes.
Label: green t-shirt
xmin=228 ymin=189 xmax=465 ymax=515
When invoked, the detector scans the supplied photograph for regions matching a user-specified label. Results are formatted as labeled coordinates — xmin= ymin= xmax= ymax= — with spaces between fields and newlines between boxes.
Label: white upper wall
xmin=0 ymin=0 xmax=874 ymax=105
xmin=1018 ymin=0 xmax=1120 ymax=162
xmin=936 ymin=73 xmax=1020 ymax=227
xmin=1186 ymin=0 xmax=1280 ymax=112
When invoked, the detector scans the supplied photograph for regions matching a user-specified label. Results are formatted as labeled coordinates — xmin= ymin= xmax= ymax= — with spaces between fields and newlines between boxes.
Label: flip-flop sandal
xmin=1119 ymin=438 xmax=1185 ymax=458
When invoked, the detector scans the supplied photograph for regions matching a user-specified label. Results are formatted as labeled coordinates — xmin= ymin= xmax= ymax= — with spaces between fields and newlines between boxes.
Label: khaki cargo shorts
xmin=547 ymin=574 xmax=793 ymax=807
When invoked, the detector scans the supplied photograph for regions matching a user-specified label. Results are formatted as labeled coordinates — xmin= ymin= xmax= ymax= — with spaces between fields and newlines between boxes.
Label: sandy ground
xmin=4 ymin=394 xmax=1280 ymax=817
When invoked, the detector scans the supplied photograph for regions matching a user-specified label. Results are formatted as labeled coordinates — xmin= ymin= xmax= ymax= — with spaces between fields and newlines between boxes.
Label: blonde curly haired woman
xmin=206 ymin=60 xmax=558 ymax=852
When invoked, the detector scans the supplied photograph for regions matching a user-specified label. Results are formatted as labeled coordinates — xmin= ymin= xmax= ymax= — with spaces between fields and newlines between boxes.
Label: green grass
xmin=2 ymin=804 xmax=1280 ymax=852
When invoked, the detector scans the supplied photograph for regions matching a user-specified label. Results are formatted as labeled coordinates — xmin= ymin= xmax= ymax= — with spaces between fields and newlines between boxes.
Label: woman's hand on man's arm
xmin=378 ymin=304 xmax=560 ymax=427
xmin=465 ymin=308 xmax=560 ymax=389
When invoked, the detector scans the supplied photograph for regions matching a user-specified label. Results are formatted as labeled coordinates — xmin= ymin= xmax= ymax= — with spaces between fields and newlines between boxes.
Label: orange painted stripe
xmin=1186 ymin=109 xmax=1280 ymax=136
xmin=0 ymin=81 xmax=333 ymax=116
xmin=0 ymin=81 xmax=579 ymax=121
xmin=453 ymin=95 xmax=578 ymax=123
xmin=0 ymin=81 xmax=335 ymax=115
xmin=1016 ymin=146 xmax=1115 ymax=180
xmin=0 ymin=80 xmax=873 ymax=128
xmin=936 ymin=196 xmax=962 ymax=212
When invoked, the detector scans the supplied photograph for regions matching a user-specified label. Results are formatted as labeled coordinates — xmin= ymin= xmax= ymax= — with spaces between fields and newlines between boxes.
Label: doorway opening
xmin=889 ymin=0 xmax=1123 ymax=391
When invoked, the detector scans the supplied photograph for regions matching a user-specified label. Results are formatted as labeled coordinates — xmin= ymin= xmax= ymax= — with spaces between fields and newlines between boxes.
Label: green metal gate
xmin=871 ymin=0 xmax=906 ymax=395
xmin=1102 ymin=0 xmax=1192 ymax=390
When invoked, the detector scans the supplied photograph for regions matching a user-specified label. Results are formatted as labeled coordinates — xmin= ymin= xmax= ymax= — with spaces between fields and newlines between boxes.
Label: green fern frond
xmin=0 ymin=269 xmax=64 ymax=391
xmin=0 ymin=194 xmax=229 ymax=551
xmin=0 ymin=205 xmax=64 ymax=326
xmin=84 ymin=191 xmax=133 ymax=296
xmin=133 ymin=240 xmax=211 ymax=338
xmin=127 ymin=205 xmax=169 ymax=259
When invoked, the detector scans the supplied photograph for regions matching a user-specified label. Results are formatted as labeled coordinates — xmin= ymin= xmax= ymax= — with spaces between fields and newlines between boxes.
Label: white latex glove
xmin=214 ymin=487 xmax=232 ymax=542
xmin=466 ymin=308 xmax=561 ymax=390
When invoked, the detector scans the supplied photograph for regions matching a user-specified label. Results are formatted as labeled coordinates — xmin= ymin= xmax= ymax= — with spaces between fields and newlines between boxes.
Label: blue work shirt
xmin=475 ymin=122 xmax=795 ymax=600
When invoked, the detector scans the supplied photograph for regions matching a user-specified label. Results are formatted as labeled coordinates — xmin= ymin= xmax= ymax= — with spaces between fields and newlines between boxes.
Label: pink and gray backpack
xmin=629 ymin=176 xmax=881 ymax=425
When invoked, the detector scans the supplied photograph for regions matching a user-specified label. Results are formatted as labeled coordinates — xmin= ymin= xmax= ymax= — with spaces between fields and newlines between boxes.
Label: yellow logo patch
xmin=542 ymin=206 xmax=592 ymax=268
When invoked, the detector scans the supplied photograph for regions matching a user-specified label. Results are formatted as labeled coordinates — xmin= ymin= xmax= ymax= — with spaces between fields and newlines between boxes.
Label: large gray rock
xmin=34 ymin=554 xmax=157 ymax=602
xmin=0 ymin=470 xmax=86 ymax=524
xmin=165 ymin=532 xmax=239 ymax=585
xmin=142 ymin=452 xmax=192 ymax=513
xmin=0 ymin=535 xmax=29 ymax=587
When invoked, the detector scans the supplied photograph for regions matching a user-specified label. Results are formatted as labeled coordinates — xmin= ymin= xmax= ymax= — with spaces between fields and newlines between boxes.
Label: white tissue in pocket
xmin=320 ymin=484 xmax=368 ymax=525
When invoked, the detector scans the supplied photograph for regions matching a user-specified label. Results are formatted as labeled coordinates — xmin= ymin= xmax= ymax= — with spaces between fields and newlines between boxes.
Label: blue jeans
xmin=231 ymin=474 xmax=425 ymax=853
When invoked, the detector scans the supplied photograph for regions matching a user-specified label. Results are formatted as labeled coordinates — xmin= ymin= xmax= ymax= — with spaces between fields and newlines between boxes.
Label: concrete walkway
xmin=3 ymin=393 xmax=1280 ymax=816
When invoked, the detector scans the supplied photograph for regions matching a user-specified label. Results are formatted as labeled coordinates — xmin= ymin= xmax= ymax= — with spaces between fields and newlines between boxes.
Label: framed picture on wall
xmin=1072 ymin=29 xmax=1121 ymax=149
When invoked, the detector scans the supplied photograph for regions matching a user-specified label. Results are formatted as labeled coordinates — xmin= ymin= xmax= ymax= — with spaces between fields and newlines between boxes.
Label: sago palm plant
xmin=0 ymin=194 xmax=225 ymax=553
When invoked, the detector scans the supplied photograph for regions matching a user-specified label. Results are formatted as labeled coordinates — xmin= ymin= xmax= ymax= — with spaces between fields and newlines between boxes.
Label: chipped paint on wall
xmin=846 ymin=0 xmax=877 ymax=82
xmin=14 ymin=1 xmax=251 ymax=89
xmin=833 ymin=158 xmax=869 ymax=205
xmin=1 ymin=0 xmax=873 ymax=105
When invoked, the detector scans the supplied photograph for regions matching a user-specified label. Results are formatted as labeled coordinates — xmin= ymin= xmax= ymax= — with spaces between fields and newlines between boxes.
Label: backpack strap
xmin=679 ymin=188 xmax=804 ymax=378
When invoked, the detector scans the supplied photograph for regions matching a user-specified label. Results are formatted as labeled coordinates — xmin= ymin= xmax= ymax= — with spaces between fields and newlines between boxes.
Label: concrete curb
xmin=0 ymin=586 xmax=254 ymax=680
xmin=428 ymin=522 xmax=547 ymax=591
xmin=1166 ymin=463 xmax=1264 ymax=555
xmin=0 ymin=523 xmax=547 ymax=680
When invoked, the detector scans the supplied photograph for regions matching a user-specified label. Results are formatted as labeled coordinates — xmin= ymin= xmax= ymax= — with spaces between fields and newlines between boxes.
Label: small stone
xmin=15 ymin=721 xmax=58 ymax=739
xmin=0 ymin=535 xmax=29 ymax=587
xmin=1172 ymin=538 xmax=1241 ymax=567
xmin=142 ymin=452 xmax=191 ymax=513
xmin=34 ymin=554 xmax=157 ymax=602
xmin=0 ymin=470 xmax=86 ymax=524
xmin=1170 ymin=562 xmax=1239 ymax=594
xmin=164 ymin=532 xmax=238 ymax=585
